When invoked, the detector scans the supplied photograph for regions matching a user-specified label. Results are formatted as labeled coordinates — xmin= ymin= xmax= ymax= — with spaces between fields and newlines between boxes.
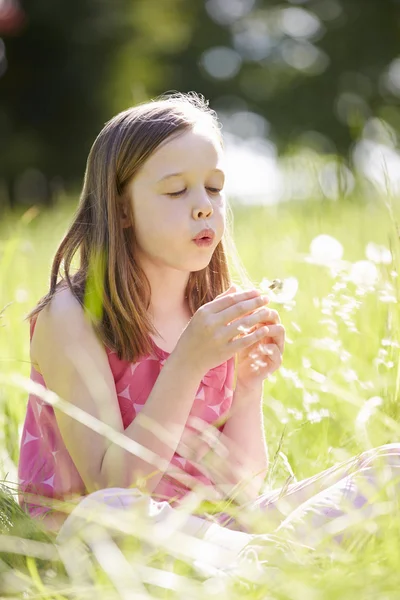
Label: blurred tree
xmin=170 ymin=0 xmax=400 ymax=155
xmin=0 ymin=0 xmax=194 ymax=208
xmin=1 ymin=0 xmax=400 ymax=208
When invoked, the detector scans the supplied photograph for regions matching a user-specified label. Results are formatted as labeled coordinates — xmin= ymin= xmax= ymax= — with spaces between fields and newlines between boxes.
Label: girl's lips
xmin=193 ymin=228 xmax=215 ymax=242
xmin=193 ymin=238 xmax=214 ymax=247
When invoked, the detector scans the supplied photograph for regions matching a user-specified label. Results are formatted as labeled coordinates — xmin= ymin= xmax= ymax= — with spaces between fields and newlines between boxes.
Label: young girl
xmin=18 ymin=92 xmax=400 ymax=564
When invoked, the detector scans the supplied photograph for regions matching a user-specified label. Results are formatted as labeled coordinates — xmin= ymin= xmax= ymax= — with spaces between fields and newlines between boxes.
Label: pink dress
xmin=18 ymin=315 xmax=235 ymax=522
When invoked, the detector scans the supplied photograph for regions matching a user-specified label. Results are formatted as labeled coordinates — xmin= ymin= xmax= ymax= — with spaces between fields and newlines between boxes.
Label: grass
xmin=1 ymin=193 xmax=400 ymax=598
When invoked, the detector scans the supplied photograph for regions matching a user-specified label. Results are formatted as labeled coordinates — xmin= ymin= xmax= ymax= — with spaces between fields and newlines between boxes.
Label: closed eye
xmin=166 ymin=187 xmax=223 ymax=198
xmin=166 ymin=189 xmax=186 ymax=197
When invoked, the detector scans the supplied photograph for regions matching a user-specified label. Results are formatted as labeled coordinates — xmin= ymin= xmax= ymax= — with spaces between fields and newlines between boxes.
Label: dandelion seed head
xmin=15 ymin=288 xmax=28 ymax=303
xmin=339 ymin=350 xmax=351 ymax=362
xmin=341 ymin=369 xmax=358 ymax=383
xmin=280 ymin=367 xmax=304 ymax=388
xmin=382 ymin=338 xmax=400 ymax=348
xmin=312 ymin=337 xmax=342 ymax=353
xmin=379 ymin=290 xmax=397 ymax=303
xmin=287 ymin=407 xmax=304 ymax=421
xmin=349 ymin=260 xmax=379 ymax=289
xmin=308 ymin=234 xmax=344 ymax=265
xmin=308 ymin=369 xmax=326 ymax=384
xmin=333 ymin=281 xmax=347 ymax=292
xmin=365 ymin=242 xmax=392 ymax=265
xmin=307 ymin=408 xmax=330 ymax=423
xmin=260 ymin=276 xmax=299 ymax=304
xmin=303 ymin=391 xmax=320 ymax=406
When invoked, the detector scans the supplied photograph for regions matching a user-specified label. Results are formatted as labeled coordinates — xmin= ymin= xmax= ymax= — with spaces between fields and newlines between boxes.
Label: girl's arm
xmin=219 ymin=382 xmax=268 ymax=500
xmin=33 ymin=288 xmax=205 ymax=496
xmin=178 ymin=383 xmax=268 ymax=504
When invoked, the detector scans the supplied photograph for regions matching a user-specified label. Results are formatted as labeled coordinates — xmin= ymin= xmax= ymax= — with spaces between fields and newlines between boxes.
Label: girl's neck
xmin=150 ymin=301 xmax=192 ymax=354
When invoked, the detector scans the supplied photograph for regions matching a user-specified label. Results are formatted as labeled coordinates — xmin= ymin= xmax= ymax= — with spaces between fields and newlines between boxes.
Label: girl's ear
xmin=118 ymin=197 xmax=131 ymax=229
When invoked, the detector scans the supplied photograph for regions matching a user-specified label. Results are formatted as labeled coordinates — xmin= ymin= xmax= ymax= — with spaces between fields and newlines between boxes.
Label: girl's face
xmin=126 ymin=124 xmax=226 ymax=274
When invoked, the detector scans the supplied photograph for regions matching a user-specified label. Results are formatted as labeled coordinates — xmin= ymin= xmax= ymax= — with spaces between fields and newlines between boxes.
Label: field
xmin=1 ymin=194 xmax=400 ymax=598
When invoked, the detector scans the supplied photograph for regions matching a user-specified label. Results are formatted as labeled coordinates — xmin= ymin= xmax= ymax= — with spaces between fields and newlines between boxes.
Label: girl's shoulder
xmin=30 ymin=285 xmax=90 ymax=373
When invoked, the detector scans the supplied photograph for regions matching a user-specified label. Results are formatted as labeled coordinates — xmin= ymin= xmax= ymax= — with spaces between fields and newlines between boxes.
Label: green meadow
xmin=1 ymin=194 xmax=400 ymax=598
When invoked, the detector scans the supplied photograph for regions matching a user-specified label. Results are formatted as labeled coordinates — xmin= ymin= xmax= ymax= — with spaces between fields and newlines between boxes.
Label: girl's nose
xmin=192 ymin=189 xmax=213 ymax=219
xmin=193 ymin=205 xmax=213 ymax=219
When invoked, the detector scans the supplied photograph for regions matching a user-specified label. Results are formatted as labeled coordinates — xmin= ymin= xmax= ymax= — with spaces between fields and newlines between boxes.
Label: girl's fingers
xmin=258 ymin=343 xmax=282 ymax=366
xmin=229 ymin=325 xmax=270 ymax=352
xmin=255 ymin=307 xmax=280 ymax=325
xmin=259 ymin=323 xmax=285 ymax=355
xmin=213 ymin=288 xmax=263 ymax=316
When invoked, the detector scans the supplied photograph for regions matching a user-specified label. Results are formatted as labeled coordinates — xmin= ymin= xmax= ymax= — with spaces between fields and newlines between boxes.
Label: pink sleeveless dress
xmin=18 ymin=315 xmax=235 ymax=522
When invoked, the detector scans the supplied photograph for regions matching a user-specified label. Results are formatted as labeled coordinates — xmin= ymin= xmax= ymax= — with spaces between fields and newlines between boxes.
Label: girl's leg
xmin=240 ymin=443 xmax=400 ymax=546
xmin=56 ymin=487 xmax=253 ymax=572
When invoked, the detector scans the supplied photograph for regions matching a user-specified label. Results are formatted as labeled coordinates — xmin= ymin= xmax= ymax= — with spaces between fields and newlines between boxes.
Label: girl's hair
xmin=25 ymin=92 xmax=254 ymax=363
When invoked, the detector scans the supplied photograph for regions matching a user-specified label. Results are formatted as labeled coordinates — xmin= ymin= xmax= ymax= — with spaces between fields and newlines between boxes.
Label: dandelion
xmin=381 ymin=338 xmax=400 ymax=348
xmin=312 ymin=337 xmax=342 ymax=353
xmin=306 ymin=234 xmax=344 ymax=265
xmin=303 ymin=390 xmax=320 ymax=406
xmin=348 ymin=260 xmax=379 ymax=289
xmin=287 ymin=407 xmax=304 ymax=421
xmin=365 ymin=242 xmax=392 ymax=265
xmin=15 ymin=288 xmax=29 ymax=303
xmin=280 ymin=366 xmax=304 ymax=389
xmin=307 ymin=408 xmax=331 ymax=423
xmin=307 ymin=369 xmax=326 ymax=384
xmin=341 ymin=369 xmax=359 ymax=383
xmin=260 ymin=277 xmax=298 ymax=304
xmin=378 ymin=288 xmax=397 ymax=303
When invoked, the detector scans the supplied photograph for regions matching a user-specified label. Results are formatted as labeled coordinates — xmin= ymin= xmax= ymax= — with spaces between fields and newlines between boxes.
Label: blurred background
xmin=2 ymin=0 xmax=400 ymax=209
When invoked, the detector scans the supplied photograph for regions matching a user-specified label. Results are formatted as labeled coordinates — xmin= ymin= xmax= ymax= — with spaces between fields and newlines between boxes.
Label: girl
xmin=18 ymin=93 xmax=400 ymax=565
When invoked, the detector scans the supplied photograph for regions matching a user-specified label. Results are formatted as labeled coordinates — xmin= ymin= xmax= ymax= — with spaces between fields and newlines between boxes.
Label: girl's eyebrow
xmin=157 ymin=168 xmax=225 ymax=183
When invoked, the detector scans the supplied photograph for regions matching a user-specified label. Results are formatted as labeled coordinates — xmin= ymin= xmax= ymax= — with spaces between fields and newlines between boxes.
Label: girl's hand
xmin=175 ymin=285 xmax=272 ymax=376
xmin=221 ymin=285 xmax=285 ymax=393
xmin=175 ymin=417 xmax=257 ymax=504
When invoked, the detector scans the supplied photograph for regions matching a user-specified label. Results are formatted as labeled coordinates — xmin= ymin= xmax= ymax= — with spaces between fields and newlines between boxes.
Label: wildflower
xmin=348 ymin=260 xmax=379 ymax=289
xmin=365 ymin=242 xmax=392 ymax=265
xmin=260 ymin=276 xmax=298 ymax=304
xmin=306 ymin=234 xmax=344 ymax=266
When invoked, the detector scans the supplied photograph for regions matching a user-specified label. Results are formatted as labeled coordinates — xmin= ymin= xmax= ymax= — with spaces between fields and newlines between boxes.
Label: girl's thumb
xmin=218 ymin=284 xmax=239 ymax=296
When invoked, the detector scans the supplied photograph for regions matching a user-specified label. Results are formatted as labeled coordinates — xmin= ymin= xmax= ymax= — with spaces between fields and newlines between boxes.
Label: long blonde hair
xmin=25 ymin=92 xmax=254 ymax=363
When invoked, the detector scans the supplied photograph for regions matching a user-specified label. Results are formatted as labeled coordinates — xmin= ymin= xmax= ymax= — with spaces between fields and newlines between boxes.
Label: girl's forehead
xmin=144 ymin=127 xmax=224 ymax=174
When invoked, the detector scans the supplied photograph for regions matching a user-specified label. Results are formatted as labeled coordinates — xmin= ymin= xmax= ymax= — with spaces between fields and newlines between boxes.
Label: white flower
xmin=15 ymin=288 xmax=29 ymax=303
xmin=312 ymin=337 xmax=342 ymax=353
xmin=307 ymin=408 xmax=330 ymax=423
xmin=260 ymin=276 xmax=298 ymax=303
xmin=365 ymin=242 xmax=392 ymax=264
xmin=307 ymin=234 xmax=344 ymax=265
xmin=349 ymin=260 xmax=379 ymax=288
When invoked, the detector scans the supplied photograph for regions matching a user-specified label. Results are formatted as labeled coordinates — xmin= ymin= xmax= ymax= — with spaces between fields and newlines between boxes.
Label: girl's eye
xmin=167 ymin=189 xmax=186 ymax=197
xmin=166 ymin=187 xmax=222 ymax=198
